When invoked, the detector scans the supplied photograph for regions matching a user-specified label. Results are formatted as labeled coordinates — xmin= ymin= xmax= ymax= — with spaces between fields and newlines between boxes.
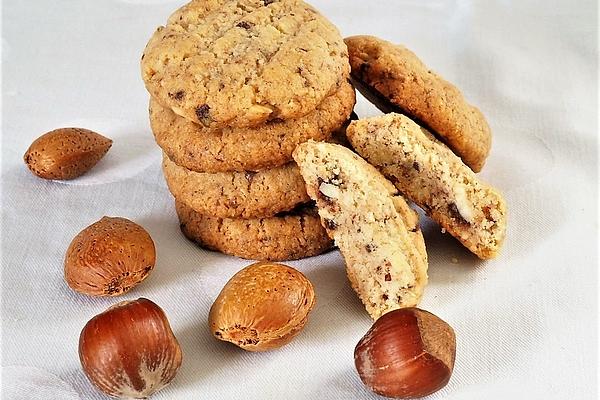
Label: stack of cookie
xmin=141 ymin=0 xmax=355 ymax=261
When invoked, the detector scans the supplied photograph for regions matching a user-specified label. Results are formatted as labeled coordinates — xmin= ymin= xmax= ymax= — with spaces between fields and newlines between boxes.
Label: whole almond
xmin=24 ymin=127 xmax=112 ymax=180
xmin=209 ymin=262 xmax=316 ymax=351
xmin=65 ymin=217 xmax=156 ymax=297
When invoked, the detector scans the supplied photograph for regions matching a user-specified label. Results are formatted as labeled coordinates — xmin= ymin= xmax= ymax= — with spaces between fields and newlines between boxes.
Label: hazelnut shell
xmin=354 ymin=308 xmax=456 ymax=398
xmin=79 ymin=298 xmax=182 ymax=399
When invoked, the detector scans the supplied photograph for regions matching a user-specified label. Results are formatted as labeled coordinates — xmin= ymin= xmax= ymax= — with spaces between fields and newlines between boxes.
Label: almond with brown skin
xmin=65 ymin=217 xmax=156 ymax=296
xmin=24 ymin=127 xmax=112 ymax=180
xmin=209 ymin=262 xmax=316 ymax=351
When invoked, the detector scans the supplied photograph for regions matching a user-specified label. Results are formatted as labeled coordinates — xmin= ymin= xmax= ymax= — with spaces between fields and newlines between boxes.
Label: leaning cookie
xmin=293 ymin=141 xmax=428 ymax=320
xmin=142 ymin=0 xmax=349 ymax=128
xmin=176 ymin=201 xmax=333 ymax=262
xmin=150 ymin=81 xmax=355 ymax=173
xmin=346 ymin=113 xmax=506 ymax=259
xmin=345 ymin=35 xmax=491 ymax=172
xmin=163 ymin=154 xmax=309 ymax=219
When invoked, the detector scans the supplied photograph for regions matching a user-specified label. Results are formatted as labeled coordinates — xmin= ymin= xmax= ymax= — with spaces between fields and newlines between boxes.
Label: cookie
xmin=345 ymin=35 xmax=491 ymax=172
xmin=176 ymin=201 xmax=333 ymax=261
xmin=292 ymin=141 xmax=428 ymax=320
xmin=346 ymin=113 xmax=507 ymax=259
xmin=162 ymin=154 xmax=309 ymax=219
xmin=141 ymin=0 xmax=350 ymax=129
xmin=150 ymin=81 xmax=356 ymax=173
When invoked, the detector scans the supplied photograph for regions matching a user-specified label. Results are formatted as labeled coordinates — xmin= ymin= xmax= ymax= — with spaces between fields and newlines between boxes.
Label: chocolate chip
xmin=195 ymin=104 xmax=211 ymax=124
xmin=365 ymin=243 xmax=377 ymax=253
xmin=263 ymin=0 xmax=275 ymax=5
xmin=324 ymin=219 xmax=337 ymax=230
xmin=412 ymin=162 xmax=420 ymax=172
xmin=384 ymin=273 xmax=392 ymax=281
xmin=169 ymin=90 xmax=185 ymax=101
xmin=382 ymin=294 xmax=389 ymax=300
xmin=448 ymin=203 xmax=470 ymax=225
xmin=244 ymin=171 xmax=257 ymax=183
xmin=236 ymin=21 xmax=254 ymax=29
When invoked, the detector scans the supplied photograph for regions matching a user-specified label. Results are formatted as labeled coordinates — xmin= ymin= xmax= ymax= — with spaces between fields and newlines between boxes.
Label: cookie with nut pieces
xmin=176 ymin=201 xmax=333 ymax=261
xmin=141 ymin=0 xmax=350 ymax=128
xmin=150 ymin=81 xmax=355 ymax=173
xmin=346 ymin=113 xmax=507 ymax=259
xmin=163 ymin=154 xmax=309 ymax=219
xmin=345 ymin=35 xmax=491 ymax=172
xmin=293 ymin=141 xmax=428 ymax=320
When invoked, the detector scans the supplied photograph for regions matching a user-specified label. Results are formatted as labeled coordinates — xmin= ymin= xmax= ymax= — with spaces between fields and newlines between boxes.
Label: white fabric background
xmin=1 ymin=0 xmax=597 ymax=399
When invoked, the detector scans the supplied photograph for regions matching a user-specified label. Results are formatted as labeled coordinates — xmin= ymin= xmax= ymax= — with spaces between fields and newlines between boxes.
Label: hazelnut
xmin=209 ymin=262 xmax=316 ymax=351
xmin=354 ymin=308 xmax=456 ymax=398
xmin=64 ymin=217 xmax=155 ymax=296
xmin=23 ymin=127 xmax=112 ymax=180
xmin=79 ymin=298 xmax=182 ymax=399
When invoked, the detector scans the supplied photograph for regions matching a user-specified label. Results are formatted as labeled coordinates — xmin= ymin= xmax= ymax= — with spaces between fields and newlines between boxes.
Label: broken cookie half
xmin=346 ymin=113 xmax=507 ymax=259
xmin=293 ymin=140 xmax=428 ymax=320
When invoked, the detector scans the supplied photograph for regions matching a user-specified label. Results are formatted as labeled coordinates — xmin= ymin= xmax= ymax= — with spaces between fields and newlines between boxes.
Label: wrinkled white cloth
xmin=1 ymin=1 xmax=597 ymax=399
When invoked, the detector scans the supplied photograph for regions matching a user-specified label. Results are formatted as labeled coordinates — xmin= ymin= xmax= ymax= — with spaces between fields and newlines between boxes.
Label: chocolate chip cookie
xmin=293 ymin=141 xmax=428 ymax=320
xmin=150 ymin=81 xmax=355 ymax=173
xmin=346 ymin=113 xmax=506 ymax=259
xmin=142 ymin=0 xmax=350 ymax=128
xmin=176 ymin=201 xmax=333 ymax=261
xmin=162 ymin=154 xmax=309 ymax=219
xmin=345 ymin=35 xmax=491 ymax=172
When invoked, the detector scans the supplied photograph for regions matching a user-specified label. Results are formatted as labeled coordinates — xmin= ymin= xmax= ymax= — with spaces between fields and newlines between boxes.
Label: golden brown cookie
xmin=345 ymin=35 xmax=491 ymax=172
xmin=141 ymin=0 xmax=350 ymax=129
xmin=346 ymin=113 xmax=507 ymax=259
xmin=162 ymin=154 xmax=309 ymax=219
xmin=150 ymin=81 xmax=355 ymax=173
xmin=176 ymin=201 xmax=333 ymax=261
xmin=293 ymin=141 xmax=428 ymax=320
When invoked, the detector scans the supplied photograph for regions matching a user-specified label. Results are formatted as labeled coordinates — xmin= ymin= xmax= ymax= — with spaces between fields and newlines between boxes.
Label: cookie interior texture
xmin=293 ymin=141 xmax=428 ymax=320
xmin=142 ymin=0 xmax=350 ymax=128
xmin=162 ymin=154 xmax=309 ymax=219
xmin=149 ymin=81 xmax=356 ymax=173
xmin=346 ymin=113 xmax=506 ymax=259
xmin=175 ymin=201 xmax=333 ymax=262
xmin=345 ymin=34 xmax=491 ymax=172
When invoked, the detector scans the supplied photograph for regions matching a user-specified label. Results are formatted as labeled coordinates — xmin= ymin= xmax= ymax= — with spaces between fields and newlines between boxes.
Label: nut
xmin=318 ymin=181 xmax=340 ymax=199
xmin=23 ymin=127 xmax=112 ymax=180
xmin=64 ymin=217 xmax=155 ymax=296
xmin=79 ymin=298 xmax=182 ymax=399
xmin=354 ymin=308 xmax=456 ymax=398
xmin=209 ymin=262 xmax=316 ymax=351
